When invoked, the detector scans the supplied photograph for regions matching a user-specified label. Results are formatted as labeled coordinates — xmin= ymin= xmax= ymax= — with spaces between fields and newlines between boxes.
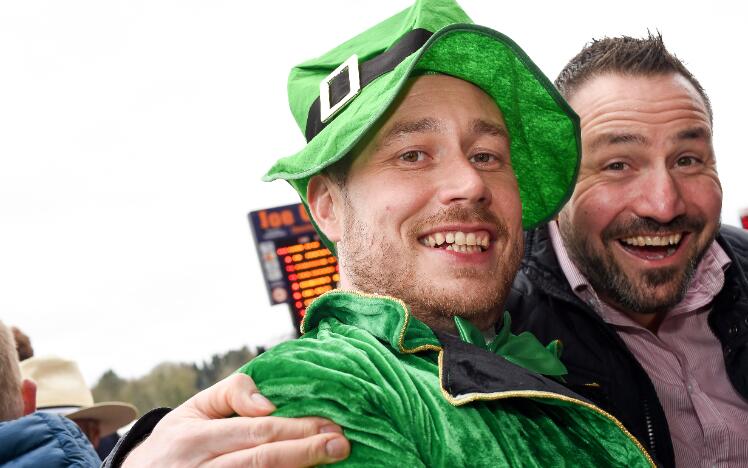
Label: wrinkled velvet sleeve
xmin=238 ymin=322 xmax=428 ymax=467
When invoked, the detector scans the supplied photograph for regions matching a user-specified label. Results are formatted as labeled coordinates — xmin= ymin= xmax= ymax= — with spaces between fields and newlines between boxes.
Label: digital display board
xmin=741 ymin=208 xmax=748 ymax=230
xmin=248 ymin=203 xmax=339 ymax=331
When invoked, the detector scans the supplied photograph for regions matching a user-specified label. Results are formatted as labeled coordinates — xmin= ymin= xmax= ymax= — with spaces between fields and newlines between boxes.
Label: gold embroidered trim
xmin=436 ymin=352 xmax=655 ymax=467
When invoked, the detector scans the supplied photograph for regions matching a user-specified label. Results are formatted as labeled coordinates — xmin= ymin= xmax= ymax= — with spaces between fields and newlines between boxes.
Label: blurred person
xmin=107 ymin=1 xmax=656 ymax=466
xmin=11 ymin=326 xmax=33 ymax=361
xmin=20 ymin=356 xmax=137 ymax=457
xmin=0 ymin=320 xmax=33 ymax=421
xmin=508 ymin=34 xmax=748 ymax=468
xmin=0 ymin=321 xmax=100 ymax=467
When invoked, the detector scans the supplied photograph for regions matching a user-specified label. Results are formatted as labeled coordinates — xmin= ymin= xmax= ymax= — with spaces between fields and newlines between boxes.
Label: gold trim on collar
xmin=436 ymin=352 xmax=655 ymax=467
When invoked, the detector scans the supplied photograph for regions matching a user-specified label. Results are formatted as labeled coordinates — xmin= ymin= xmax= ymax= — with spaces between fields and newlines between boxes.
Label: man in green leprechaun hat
xmin=108 ymin=1 xmax=656 ymax=466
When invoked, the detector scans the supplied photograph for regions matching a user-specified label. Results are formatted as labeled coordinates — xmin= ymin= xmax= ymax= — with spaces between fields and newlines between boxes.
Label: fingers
xmin=197 ymin=416 xmax=343 ymax=455
xmin=208 ymin=432 xmax=351 ymax=468
xmin=186 ymin=373 xmax=276 ymax=419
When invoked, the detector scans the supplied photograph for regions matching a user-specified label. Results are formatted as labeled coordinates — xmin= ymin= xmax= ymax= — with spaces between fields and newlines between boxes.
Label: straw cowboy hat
xmin=20 ymin=356 xmax=137 ymax=437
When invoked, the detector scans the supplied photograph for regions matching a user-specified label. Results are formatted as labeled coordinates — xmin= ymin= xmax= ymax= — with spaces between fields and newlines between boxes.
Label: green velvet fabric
xmin=239 ymin=291 xmax=653 ymax=467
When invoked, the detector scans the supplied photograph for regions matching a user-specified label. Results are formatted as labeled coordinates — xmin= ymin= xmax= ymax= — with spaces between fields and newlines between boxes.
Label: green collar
xmin=302 ymin=290 xmax=441 ymax=353
xmin=303 ymin=290 xmax=568 ymax=377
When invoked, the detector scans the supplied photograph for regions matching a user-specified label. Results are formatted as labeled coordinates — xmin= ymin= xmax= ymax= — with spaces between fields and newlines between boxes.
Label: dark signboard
xmin=248 ymin=203 xmax=339 ymax=330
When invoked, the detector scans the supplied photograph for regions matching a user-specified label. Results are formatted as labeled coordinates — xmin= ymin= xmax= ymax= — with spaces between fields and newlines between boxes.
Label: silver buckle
xmin=319 ymin=54 xmax=360 ymax=124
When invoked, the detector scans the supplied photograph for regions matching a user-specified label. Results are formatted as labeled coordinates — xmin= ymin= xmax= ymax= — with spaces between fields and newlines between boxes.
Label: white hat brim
xmin=66 ymin=402 xmax=138 ymax=437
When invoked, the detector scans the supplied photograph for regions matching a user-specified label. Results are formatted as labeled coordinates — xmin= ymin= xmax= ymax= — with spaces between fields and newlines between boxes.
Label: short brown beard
xmin=337 ymin=194 xmax=521 ymax=332
xmin=559 ymin=213 xmax=716 ymax=315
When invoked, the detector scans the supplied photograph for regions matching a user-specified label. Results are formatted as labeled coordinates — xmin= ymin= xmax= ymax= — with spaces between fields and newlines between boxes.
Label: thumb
xmin=186 ymin=373 xmax=276 ymax=419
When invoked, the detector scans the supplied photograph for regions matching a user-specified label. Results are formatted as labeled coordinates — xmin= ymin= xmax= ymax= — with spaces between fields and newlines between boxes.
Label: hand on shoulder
xmin=122 ymin=373 xmax=350 ymax=467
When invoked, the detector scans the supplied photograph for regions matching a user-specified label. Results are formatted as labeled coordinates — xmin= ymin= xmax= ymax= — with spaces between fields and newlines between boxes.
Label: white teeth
xmin=621 ymin=233 xmax=682 ymax=247
xmin=420 ymin=229 xmax=492 ymax=253
xmin=454 ymin=231 xmax=466 ymax=246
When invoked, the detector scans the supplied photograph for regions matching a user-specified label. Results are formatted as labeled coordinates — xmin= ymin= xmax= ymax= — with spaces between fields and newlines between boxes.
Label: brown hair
xmin=555 ymin=32 xmax=712 ymax=121
xmin=0 ymin=320 xmax=23 ymax=421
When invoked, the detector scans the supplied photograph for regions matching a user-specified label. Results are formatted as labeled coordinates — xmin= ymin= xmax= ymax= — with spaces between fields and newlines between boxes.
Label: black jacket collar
xmin=434 ymin=330 xmax=588 ymax=403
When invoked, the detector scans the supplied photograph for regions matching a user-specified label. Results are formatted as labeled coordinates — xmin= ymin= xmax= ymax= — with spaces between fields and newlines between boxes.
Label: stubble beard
xmin=558 ymin=214 xmax=716 ymax=315
xmin=336 ymin=196 xmax=521 ymax=331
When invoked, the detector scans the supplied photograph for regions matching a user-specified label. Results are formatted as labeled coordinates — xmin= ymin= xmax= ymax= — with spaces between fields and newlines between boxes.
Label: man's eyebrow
xmin=379 ymin=118 xmax=444 ymax=148
xmin=673 ymin=126 xmax=712 ymax=142
xmin=471 ymin=119 xmax=509 ymax=139
xmin=588 ymin=132 xmax=648 ymax=152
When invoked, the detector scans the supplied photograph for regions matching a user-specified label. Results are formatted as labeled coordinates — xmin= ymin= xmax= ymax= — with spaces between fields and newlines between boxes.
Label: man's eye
xmin=605 ymin=161 xmax=627 ymax=171
xmin=676 ymin=155 xmax=699 ymax=167
xmin=470 ymin=153 xmax=496 ymax=164
xmin=399 ymin=151 xmax=426 ymax=162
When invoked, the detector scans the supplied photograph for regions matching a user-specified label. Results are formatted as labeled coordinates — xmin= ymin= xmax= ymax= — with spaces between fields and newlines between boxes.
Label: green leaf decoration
xmin=454 ymin=315 xmax=487 ymax=348
xmin=455 ymin=312 xmax=568 ymax=377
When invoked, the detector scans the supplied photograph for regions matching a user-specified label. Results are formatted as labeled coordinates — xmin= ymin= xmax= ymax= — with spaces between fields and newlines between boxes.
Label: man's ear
xmin=21 ymin=378 xmax=36 ymax=415
xmin=307 ymin=175 xmax=343 ymax=243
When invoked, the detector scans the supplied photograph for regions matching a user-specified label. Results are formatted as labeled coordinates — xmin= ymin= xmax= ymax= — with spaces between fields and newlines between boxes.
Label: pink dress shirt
xmin=549 ymin=221 xmax=748 ymax=467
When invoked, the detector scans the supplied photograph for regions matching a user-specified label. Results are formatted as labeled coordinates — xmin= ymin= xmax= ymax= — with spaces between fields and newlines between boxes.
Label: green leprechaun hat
xmin=264 ymin=0 xmax=580 ymax=246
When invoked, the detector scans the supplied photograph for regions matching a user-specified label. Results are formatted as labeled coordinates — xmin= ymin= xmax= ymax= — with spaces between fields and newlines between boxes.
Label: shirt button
xmin=687 ymin=383 xmax=693 ymax=392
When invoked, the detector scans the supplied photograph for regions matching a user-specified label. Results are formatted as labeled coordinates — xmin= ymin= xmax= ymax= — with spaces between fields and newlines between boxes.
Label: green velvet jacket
xmin=239 ymin=290 xmax=654 ymax=467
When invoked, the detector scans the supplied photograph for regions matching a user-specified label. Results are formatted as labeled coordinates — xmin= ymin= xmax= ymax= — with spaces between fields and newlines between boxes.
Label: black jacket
xmin=507 ymin=224 xmax=748 ymax=468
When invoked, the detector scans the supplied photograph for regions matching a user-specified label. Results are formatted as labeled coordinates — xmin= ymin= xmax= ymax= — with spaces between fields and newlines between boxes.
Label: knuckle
xmin=307 ymin=436 xmax=328 ymax=462
xmin=246 ymin=417 xmax=276 ymax=445
xmin=246 ymin=446 xmax=273 ymax=468
xmin=301 ymin=418 xmax=324 ymax=438
xmin=229 ymin=372 xmax=256 ymax=391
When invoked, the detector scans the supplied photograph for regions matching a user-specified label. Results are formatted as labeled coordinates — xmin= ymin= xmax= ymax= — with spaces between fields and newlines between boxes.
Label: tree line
xmin=92 ymin=346 xmax=258 ymax=415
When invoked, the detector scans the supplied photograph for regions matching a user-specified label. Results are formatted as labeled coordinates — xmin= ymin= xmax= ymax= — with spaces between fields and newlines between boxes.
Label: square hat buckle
xmin=319 ymin=54 xmax=361 ymax=124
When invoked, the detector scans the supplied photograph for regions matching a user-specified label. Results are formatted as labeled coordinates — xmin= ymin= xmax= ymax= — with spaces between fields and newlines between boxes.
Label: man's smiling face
xmin=309 ymin=74 xmax=523 ymax=331
xmin=558 ymin=73 xmax=722 ymax=324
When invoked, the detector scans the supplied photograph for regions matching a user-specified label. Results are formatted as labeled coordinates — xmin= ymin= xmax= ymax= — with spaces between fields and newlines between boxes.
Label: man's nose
xmin=436 ymin=157 xmax=492 ymax=206
xmin=632 ymin=166 xmax=687 ymax=223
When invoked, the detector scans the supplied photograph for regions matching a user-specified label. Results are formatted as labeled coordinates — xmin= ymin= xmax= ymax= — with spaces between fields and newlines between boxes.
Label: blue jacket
xmin=0 ymin=412 xmax=100 ymax=467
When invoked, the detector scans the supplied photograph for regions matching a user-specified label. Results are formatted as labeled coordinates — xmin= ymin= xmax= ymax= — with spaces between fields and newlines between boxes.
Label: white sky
xmin=1 ymin=1 xmax=746 ymax=386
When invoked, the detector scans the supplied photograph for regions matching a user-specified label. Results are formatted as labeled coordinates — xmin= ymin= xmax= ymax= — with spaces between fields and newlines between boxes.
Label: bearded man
xmin=105 ymin=1 xmax=656 ymax=466
xmin=508 ymin=35 xmax=748 ymax=468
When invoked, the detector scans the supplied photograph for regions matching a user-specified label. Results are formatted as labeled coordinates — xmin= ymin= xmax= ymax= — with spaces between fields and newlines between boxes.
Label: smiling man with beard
xmin=508 ymin=35 xmax=748 ymax=468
